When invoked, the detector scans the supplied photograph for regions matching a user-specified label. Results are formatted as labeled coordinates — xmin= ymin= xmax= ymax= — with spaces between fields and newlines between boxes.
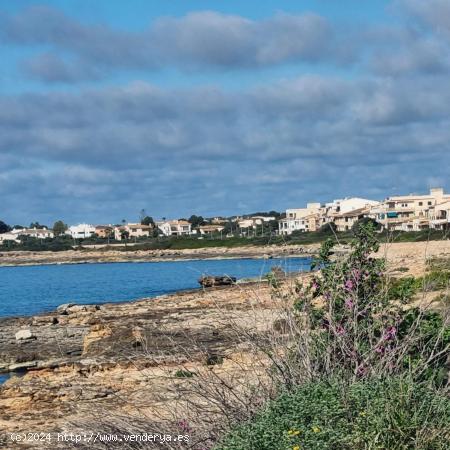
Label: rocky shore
xmin=0 ymin=244 xmax=319 ymax=267
xmin=0 ymin=240 xmax=449 ymax=448
xmin=0 ymin=280 xmax=287 ymax=445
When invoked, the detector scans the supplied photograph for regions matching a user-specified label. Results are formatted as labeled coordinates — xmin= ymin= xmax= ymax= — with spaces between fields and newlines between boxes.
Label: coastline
xmin=0 ymin=243 xmax=320 ymax=268
xmin=0 ymin=240 xmax=449 ymax=438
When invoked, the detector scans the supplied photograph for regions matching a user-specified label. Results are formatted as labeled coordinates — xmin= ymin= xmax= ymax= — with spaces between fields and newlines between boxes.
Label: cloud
xmin=1 ymin=6 xmax=348 ymax=82
xmin=1 ymin=2 xmax=450 ymax=224
xmin=397 ymin=0 xmax=450 ymax=37
xmin=0 ymin=74 xmax=449 ymax=224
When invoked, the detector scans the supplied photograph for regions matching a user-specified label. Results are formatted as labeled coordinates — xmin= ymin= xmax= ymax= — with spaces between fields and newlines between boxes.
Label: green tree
xmin=352 ymin=216 xmax=381 ymax=233
xmin=141 ymin=216 xmax=154 ymax=226
xmin=29 ymin=222 xmax=46 ymax=229
xmin=52 ymin=220 xmax=68 ymax=236
xmin=0 ymin=220 xmax=11 ymax=234
xmin=189 ymin=215 xmax=205 ymax=228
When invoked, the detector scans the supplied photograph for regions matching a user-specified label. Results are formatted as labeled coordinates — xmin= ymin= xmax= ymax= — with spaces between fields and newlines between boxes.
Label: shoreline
xmin=0 ymin=244 xmax=319 ymax=268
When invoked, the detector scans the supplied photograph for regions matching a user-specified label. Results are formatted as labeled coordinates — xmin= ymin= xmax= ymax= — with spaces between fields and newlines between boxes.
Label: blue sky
xmin=0 ymin=0 xmax=449 ymax=225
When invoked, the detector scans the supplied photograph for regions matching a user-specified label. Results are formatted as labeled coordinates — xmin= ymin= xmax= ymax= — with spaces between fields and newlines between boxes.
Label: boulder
xmin=15 ymin=329 xmax=35 ymax=341
xmin=56 ymin=303 xmax=76 ymax=315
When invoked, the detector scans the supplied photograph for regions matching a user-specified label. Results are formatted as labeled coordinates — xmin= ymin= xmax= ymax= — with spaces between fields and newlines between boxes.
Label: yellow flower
xmin=288 ymin=429 xmax=300 ymax=436
xmin=359 ymin=411 xmax=367 ymax=417
xmin=293 ymin=446 xmax=300 ymax=450
xmin=312 ymin=426 xmax=321 ymax=433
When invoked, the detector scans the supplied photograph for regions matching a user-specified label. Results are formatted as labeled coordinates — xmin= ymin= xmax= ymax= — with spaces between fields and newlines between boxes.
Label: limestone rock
xmin=15 ymin=329 xmax=35 ymax=341
xmin=56 ymin=303 xmax=75 ymax=315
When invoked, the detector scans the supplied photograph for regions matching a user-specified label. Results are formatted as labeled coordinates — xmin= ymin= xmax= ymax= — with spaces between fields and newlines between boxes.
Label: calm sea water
xmin=0 ymin=257 xmax=312 ymax=318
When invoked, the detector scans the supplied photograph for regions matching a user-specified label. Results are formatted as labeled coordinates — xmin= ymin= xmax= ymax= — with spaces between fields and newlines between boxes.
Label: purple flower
xmin=344 ymin=298 xmax=354 ymax=310
xmin=336 ymin=325 xmax=346 ymax=335
xmin=312 ymin=280 xmax=319 ymax=290
xmin=375 ymin=346 xmax=384 ymax=354
xmin=357 ymin=366 xmax=367 ymax=376
xmin=344 ymin=279 xmax=354 ymax=291
xmin=384 ymin=326 xmax=397 ymax=341
xmin=352 ymin=269 xmax=361 ymax=280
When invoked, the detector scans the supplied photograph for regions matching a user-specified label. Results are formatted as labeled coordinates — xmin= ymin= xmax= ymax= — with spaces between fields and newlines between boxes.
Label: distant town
xmin=0 ymin=187 xmax=449 ymax=246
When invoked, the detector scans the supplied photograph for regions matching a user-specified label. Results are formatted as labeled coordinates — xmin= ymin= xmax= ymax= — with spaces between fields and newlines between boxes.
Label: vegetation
xmin=52 ymin=220 xmax=68 ymax=236
xmin=0 ymin=220 xmax=11 ymax=233
xmin=1 ymin=235 xmax=73 ymax=252
xmin=214 ymin=224 xmax=450 ymax=449
xmin=217 ymin=377 xmax=450 ymax=450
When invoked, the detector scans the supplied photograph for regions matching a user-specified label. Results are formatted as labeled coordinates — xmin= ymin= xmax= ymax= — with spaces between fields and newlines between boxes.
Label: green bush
xmin=388 ymin=276 xmax=419 ymax=302
xmin=217 ymin=377 xmax=450 ymax=450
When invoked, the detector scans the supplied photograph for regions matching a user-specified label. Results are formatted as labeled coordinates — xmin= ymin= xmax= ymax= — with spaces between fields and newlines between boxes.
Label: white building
xmin=11 ymin=227 xmax=54 ymax=239
xmin=325 ymin=198 xmax=380 ymax=216
xmin=279 ymin=203 xmax=323 ymax=235
xmin=157 ymin=220 xmax=192 ymax=237
xmin=0 ymin=232 xmax=20 ymax=244
xmin=67 ymin=224 xmax=96 ymax=239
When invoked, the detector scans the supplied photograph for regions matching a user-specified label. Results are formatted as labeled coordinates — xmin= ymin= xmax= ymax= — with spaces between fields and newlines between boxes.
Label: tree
xmin=53 ymin=220 xmax=68 ymax=236
xmin=189 ymin=215 xmax=205 ymax=228
xmin=141 ymin=216 xmax=154 ymax=226
xmin=29 ymin=222 xmax=47 ymax=229
xmin=352 ymin=217 xmax=381 ymax=233
xmin=0 ymin=220 xmax=11 ymax=234
xmin=319 ymin=222 xmax=337 ymax=234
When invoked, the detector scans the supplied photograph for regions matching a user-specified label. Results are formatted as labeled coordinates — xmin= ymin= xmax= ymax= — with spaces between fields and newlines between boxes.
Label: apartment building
xmin=373 ymin=188 xmax=450 ymax=231
xmin=333 ymin=207 xmax=371 ymax=232
xmin=430 ymin=200 xmax=450 ymax=230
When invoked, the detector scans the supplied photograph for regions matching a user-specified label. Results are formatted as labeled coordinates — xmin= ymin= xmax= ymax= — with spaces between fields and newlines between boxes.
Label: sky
xmin=0 ymin=0 xmax=449 ymax=226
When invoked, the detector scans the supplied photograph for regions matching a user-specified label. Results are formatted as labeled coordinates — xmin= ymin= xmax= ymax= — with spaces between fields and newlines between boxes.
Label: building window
xmin=418 ymin=202 xmax=423 ymax=206
xmin=428 ymin=201 xmax=432 ymax=206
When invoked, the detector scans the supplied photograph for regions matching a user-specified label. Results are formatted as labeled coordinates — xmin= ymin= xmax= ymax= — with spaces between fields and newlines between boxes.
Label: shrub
xmin=291 ymin=223 xmax=450 ymax=382
xmin=388 ymin=276 xmax=419 ymax=302
xmin=217 ymin=377 xmax=450 ymax=450
xmin=174 ymin=369 xmax=196 ymax=378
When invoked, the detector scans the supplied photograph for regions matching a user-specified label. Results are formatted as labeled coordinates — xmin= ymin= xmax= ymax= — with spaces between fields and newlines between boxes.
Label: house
xmin=157 ymin=220 xmax=192 ymax=237
xmin=373 ymin=188 xmax=450 ymax=231
xmin=11 ymin=227 xmax=54 ymax=239
xmin=279 ymin=203 xmax=323 ymax=235
xmin=114 ymin=223 xmax=152 ymax=240
xmin=199 ymin=225 xmax=225 ymax=235
xmin=95 ymin=225 xmax=114 ymax=239
xmin=67 ymin=224 xmax=96 ymax=239
xmin=0 ymin=232 xmax=20 ymax=245
xmin=211 ymin=217 xmax=227 ymax=225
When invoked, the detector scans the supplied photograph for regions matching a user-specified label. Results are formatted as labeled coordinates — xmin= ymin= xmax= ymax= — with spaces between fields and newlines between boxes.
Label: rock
xmin=198 ymin=275 xmax=236 ymax=287
xmin=82 ymin=324 xmax=112 ymax=354
xmin=56 ymin=303 xmax=75 ymax=315
xmin=9 ymin=361 xmax=37 ymax=371
xmin=15 ymin=329 xmax=35 ymax=341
